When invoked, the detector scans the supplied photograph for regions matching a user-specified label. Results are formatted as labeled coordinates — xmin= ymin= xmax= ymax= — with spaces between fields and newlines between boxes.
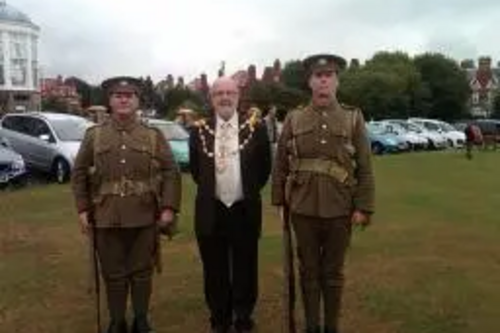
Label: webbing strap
xmin=99 ymin=179 xmax=154 ymax=196
xmin=294 ymin=158 xmax=349 ymax=184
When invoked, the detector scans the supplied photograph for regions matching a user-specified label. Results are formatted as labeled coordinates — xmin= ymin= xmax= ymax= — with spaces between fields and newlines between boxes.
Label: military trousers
xmin=291 ymin=214 xmax=352 ymax=331
xmin=96 ymin=225 xmax=157 ymax=322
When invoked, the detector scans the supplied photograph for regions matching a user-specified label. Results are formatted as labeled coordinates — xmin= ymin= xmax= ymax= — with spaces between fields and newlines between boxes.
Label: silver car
xmin=0 ymin=112 xmax=93 ymax=183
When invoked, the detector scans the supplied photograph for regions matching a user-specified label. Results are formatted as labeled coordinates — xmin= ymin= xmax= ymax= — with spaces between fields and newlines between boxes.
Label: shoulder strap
xmin=93 ymin=126 xmax=102 ymax=167
xmin=148 ymin=128 xmax=157 ymax=160
xmin=289 ymin=108 xmax=303 ymax=137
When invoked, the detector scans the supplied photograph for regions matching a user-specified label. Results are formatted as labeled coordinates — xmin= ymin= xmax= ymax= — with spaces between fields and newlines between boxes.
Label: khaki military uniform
xmin=72 ymin=116 xmax=181 ymax=331
xmin=272 ymin=101 xmax=375 ymax=332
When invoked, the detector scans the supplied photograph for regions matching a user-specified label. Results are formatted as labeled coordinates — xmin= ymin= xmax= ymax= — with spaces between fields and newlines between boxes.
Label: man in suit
xmin=189 ymin=77 xmax=272 ymax=333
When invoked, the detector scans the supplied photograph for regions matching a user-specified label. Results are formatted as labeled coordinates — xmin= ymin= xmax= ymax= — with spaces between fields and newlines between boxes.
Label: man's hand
xmin=351 ymin=210 xmax=370 ymax=228
xmin=78 ymin=212 xmax=90 ymax=235
xmin=158 ymin=208 xmax=177 ymax=240
xmin=158 ymin=208 xmax=175 ymax=228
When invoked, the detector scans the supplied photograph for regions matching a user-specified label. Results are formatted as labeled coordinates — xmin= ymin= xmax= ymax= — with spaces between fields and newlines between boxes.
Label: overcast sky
xmin=12 ymin=0 xmax=500 ymax=85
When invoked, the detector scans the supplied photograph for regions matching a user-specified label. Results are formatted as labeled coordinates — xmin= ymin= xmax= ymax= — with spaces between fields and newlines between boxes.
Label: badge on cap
xmin=317 ymin=58 xmax=328 ymax=66
xmin=119 ymin=80 xmax=129 ymax=86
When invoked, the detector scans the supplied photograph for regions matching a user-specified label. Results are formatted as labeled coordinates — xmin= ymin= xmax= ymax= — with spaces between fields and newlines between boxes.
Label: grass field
xmin=1 ymin=151 xmax=500 ymax=333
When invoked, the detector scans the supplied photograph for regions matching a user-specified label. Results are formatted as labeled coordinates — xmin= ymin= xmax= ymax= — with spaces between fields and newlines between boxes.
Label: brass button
xmin=322 ymin=124 xmax=327 ymax=129
xmin=121 ymin=145 xmax=126 ymax=150
xmin=121 ymin=159 xmax=126 ymax=164
xmin=120 ymin=192 xmax=125 ymax=197
xmin=321 ymin=139 xmax=327 ymax=144
xmin=322 ymin=112 xmax=327 ymax=117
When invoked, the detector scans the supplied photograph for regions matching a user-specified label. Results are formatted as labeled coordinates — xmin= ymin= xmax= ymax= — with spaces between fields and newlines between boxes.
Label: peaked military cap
xmin=302 ymin=53 xmax=347 ymax=76
xmin=101 ymin=76 xmax=143 ymax=95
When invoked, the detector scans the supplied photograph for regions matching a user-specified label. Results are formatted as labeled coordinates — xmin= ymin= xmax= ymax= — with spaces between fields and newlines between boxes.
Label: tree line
xmin=44 ymin=51 xmax=500 ymax=122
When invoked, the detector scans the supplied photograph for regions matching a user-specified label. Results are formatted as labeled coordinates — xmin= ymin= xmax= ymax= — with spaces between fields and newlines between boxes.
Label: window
xmin=0 ymin=38 xmax=4 ymax=85
xmin=2 ymin=116 xmax=22 ymax=131
xmin=30 ymin=118 xmax=52 ymax=138
xmin=49 ymin=117 xmax=92 ymax=141
xmin=2 ymin=115 xmax=32 ymax=135
xmin=31 ymin=36 xmax=38 ymax=87
xmin=10 ymin=32 xmax=28 ymax=86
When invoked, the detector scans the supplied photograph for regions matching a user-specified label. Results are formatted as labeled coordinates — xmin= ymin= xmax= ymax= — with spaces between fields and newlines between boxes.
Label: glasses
xmin=212 ymin=90 xmax=238 ymax=97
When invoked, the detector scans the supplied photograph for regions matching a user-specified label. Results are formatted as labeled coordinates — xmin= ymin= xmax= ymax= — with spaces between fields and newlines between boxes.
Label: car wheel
xmin=52 ymin=158 xmax=70 ymax=184
xmin=372 ymin=142 xmax=384 ymax=155
xmin=428 ymin=139 xmax=436 ymax=150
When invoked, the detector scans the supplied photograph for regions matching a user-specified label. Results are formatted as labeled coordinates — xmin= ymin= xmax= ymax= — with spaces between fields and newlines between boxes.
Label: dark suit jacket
xmin=189 ymin=114 xmax=272 ymax=238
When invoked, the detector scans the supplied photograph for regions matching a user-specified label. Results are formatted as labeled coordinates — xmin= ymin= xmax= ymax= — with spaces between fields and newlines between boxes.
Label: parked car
xmin=0 ymin=112 xmax=94 ymax=183
xmin=0 ymin=135 xmax=27 ymax=188
xmin=386 ymin=119 xmax=448 ymax=150
xmin=144 ymin=119 xmax=190 ymax=170
xmin=408 ymin=118 xmax=466 ymax=148
xmin=366 ymin=124 xmax=409 ymax=154
xmin=371 ymin=121 xmax=428 ymax=150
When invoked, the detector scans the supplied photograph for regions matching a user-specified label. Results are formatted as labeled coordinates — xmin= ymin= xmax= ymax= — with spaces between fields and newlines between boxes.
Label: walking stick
xmin=87 ymin=211 xmax=101 ymax=333
xmin=282 ymin=205 xmax=297 ymax=333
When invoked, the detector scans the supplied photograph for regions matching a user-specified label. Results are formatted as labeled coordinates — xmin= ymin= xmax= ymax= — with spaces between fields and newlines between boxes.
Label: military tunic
xmin=72 ymin=117 xmax=181 ymax=227
xmin=271 ymin=101 xmax=375 ymax=333
xmin=271 ymin=102 xmax=374 ymax=217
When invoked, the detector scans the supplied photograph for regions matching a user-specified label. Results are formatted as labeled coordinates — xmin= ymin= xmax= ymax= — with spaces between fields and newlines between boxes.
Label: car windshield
xmin=152 ymin=122 xmax=189 ymax=140
xmin=400 ymin=122 xmax=422 ymax=133
xmin=439 ymin=123 xmax=455 ymax=132
xmin=50 ymin=117 xmax=93 ymax=141
xmin=423 ymin=122 xmax=441 ymax=131
xmin=383 ymin=122 xmax=407 ymax=134
xmin=367 ymin=124 xmax=386 ymax=135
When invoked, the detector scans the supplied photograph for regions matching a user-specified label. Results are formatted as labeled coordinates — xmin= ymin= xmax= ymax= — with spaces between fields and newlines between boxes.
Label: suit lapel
xmin=206 ymin=117 xmax=216 ymax=159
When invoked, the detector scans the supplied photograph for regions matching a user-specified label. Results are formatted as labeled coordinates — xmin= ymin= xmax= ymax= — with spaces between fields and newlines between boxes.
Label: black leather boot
xmin=305 ymin=327 xmax=321 ymax=333
xmin=106 ymin=319 xmax=128 ymax=333
xmin=131 ymin=315 xmax=154 ymax=333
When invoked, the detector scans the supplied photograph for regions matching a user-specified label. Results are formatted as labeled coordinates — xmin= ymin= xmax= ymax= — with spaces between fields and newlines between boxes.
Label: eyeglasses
xmin=212 ymin=90 xmax=238 ymax=97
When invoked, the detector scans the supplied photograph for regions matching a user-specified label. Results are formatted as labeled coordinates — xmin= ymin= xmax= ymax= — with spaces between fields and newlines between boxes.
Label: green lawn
xmin=1 ymin=151 xmax=499 ymax=333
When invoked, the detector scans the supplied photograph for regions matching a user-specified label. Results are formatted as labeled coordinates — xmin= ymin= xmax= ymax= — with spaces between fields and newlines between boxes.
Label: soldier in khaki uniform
xmin=71 ymin=77 xmax=182 ymax=333
xmin=272 ymin=54 xmax=375 ymax=333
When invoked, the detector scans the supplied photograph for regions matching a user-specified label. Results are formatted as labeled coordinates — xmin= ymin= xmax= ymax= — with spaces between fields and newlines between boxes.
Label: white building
xmin=0 ymin=1 xmax=40 ymax=113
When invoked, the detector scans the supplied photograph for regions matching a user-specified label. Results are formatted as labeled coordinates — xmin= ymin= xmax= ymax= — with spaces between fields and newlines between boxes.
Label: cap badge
xmin=318 ymin=58 xmax=328 ymax=66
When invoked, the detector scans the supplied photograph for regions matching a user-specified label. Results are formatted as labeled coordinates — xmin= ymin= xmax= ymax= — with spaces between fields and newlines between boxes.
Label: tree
xmin=281 ymin=60 xmax=308 ymax=92
xmin=492 ymin=93 xmax=500 ymax=119
xmin=339 ymin=69 xmax=410 ymax=120
xmin=338 ymin=51 xmax=427 ymax=119
xmin=414 ymin=53 xmax=470 ymax=121
xmin=349 ymin=58 xmax=360 ymax=70
xmin=42 ymin=96 xmax=69 ymax=113
xmin=159 ymin=87 xmax=205 ymax=119
xmin=65 ymin=77 xmax=92 ymax=107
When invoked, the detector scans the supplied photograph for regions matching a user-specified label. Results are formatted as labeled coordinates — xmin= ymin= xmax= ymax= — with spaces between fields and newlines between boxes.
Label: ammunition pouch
xmin=293 ymin=158 xmax=352 ymax=185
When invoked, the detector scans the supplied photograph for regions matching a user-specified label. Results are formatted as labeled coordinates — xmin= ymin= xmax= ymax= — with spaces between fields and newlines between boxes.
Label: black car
xmin=0 ymin=136 xmax=27 ymax=188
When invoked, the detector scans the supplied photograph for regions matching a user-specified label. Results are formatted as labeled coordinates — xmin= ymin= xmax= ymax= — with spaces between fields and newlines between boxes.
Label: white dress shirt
xmin=215 ymin=112 xmax=244 ymax=207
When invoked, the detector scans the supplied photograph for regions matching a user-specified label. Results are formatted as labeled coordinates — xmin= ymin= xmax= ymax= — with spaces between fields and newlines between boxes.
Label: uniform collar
xmin=110 ymin=114 xmax=140 ymax=132
xmin=310 ymin=98 xmax=340 ymax=113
